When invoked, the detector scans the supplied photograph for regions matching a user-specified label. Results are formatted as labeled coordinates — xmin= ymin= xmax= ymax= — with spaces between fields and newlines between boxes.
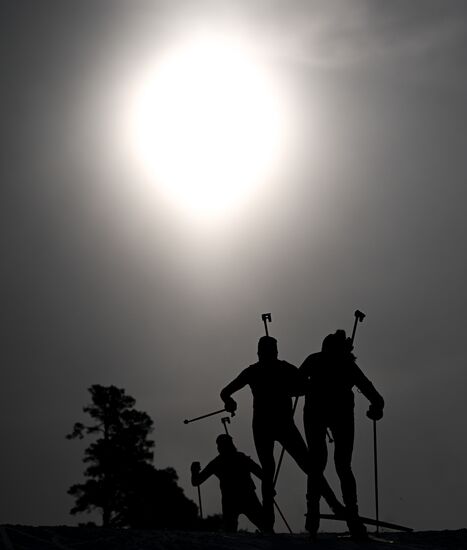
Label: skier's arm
xmin=246 ymin=456 xmax=263 ymax=480
xmin=298 ymin=354 xmax=318 ymax=387
xmin=220 ymin=368 xmax=250 ymax=412
xmin=353 ymin=364 xmax=385 ymax=418
xmin=191 ymin=459 xmax=216 ymax=486
xmin=299 ymin=354 xmax=318 ymax=377
xmin=288 ymin=363 xmax=309 ymax=396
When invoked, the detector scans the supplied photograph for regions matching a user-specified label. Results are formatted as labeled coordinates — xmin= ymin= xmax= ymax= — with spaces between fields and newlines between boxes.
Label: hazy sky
xmin=2 ymin=0 xmax=467 ymax=532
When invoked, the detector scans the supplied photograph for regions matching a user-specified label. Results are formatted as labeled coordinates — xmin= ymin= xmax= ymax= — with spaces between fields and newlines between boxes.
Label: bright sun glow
xmin=124 ymin=31 xmax=289 ymax=220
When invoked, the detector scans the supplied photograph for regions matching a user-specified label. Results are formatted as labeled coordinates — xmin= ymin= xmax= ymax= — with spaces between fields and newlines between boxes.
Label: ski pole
xmin=373 ymin=419 xmax=379 ymax=533
xmin=197 ymin=485 xmax=203 ymax=520
xmin=183 ymin=408 xmax=233 ymax=424
xmin=353 ymin=310 xmax=380 ymax=533
xmin=350 ymin=309 xmax=385 ymax=534
xmin=274 ymin=500 xmax=293 ymax=534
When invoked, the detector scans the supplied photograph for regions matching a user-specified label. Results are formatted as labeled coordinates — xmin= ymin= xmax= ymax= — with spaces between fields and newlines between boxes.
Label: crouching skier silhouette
xmin=191 ymin=434 xmax=267 ymax=532
xmin=300 ymin=329 xmax=385 ymax=540
xmin=220 ymin=335 xmax=344 ymax=532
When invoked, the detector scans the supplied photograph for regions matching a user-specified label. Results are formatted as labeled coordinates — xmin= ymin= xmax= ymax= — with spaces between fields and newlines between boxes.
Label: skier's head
xmin=333 ymin=329 xmax=348 ymax=351
xmin=257 ymin=335 xmax=278 ymax=362
xmin=322 ymin=330 xmax=353 ymax=355
xmin=216 ymin=434 xmax=236 ymax=455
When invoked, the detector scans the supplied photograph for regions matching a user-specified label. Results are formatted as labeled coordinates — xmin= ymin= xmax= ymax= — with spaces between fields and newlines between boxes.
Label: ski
xmin=320 ymin=514 xmax=412 ymax=532
xmin=338 ymin=534 xmax=395 ymax=544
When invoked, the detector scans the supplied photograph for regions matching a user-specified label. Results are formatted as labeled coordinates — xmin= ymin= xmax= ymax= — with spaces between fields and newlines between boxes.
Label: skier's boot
xmin=261 ymin=487 xmax=275 ymax=534
xmin=305 ymin=496 xmax=320 ymax=541
xmin=346 ymin=505 xmax=368 ymax=541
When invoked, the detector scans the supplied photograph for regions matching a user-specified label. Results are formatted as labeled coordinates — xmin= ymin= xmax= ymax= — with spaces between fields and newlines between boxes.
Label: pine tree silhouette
xmin=67 ymin=385 xmax=197 ymax=528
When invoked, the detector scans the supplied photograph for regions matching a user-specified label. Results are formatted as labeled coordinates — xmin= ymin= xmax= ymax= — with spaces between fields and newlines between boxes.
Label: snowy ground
xmin=1 ymin=526 xmax=466 ymax=550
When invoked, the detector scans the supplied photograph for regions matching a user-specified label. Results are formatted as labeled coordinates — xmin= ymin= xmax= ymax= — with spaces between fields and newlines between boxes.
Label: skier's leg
xmin=276 ymin=419 xmax=309 ymax=474
xmin=281 ymin=416 xmax=343 ymax=515
xmin=222 ymin=496 xmax=239 ymax=532
xmin=332 ymin=415 xmax=366 ymax=538
xmin=242 ymin=492 xmax=268 ymax=532
xmin=302 ymin=415 xmax=328 ymax=535
xmin=332 ymin=415 xmax=357 ymax=508
xmin=253 ymin=419 xmax=275 ymax=530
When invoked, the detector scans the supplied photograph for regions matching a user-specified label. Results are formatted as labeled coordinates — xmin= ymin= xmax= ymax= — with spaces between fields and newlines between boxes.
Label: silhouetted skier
xmin=191 ymin=434 xmax=266 ymax=532
xmin=300 ymin=329 xmax=384 ymax=539
xmin=220 ymin=335 xmax=343 ymax=530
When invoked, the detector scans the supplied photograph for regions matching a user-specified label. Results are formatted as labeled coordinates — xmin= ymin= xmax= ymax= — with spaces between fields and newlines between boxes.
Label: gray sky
xmin=1 ymin=0 xmax=467 ymax=532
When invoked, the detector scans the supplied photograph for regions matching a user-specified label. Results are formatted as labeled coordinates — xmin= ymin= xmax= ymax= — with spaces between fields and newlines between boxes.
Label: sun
xmin=123 ymin=31 xmax=289 ymax=220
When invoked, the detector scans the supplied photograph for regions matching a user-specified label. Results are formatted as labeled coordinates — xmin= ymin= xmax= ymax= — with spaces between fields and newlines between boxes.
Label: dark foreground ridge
xmin=1 ymin=526 xmax=466 ymax=550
